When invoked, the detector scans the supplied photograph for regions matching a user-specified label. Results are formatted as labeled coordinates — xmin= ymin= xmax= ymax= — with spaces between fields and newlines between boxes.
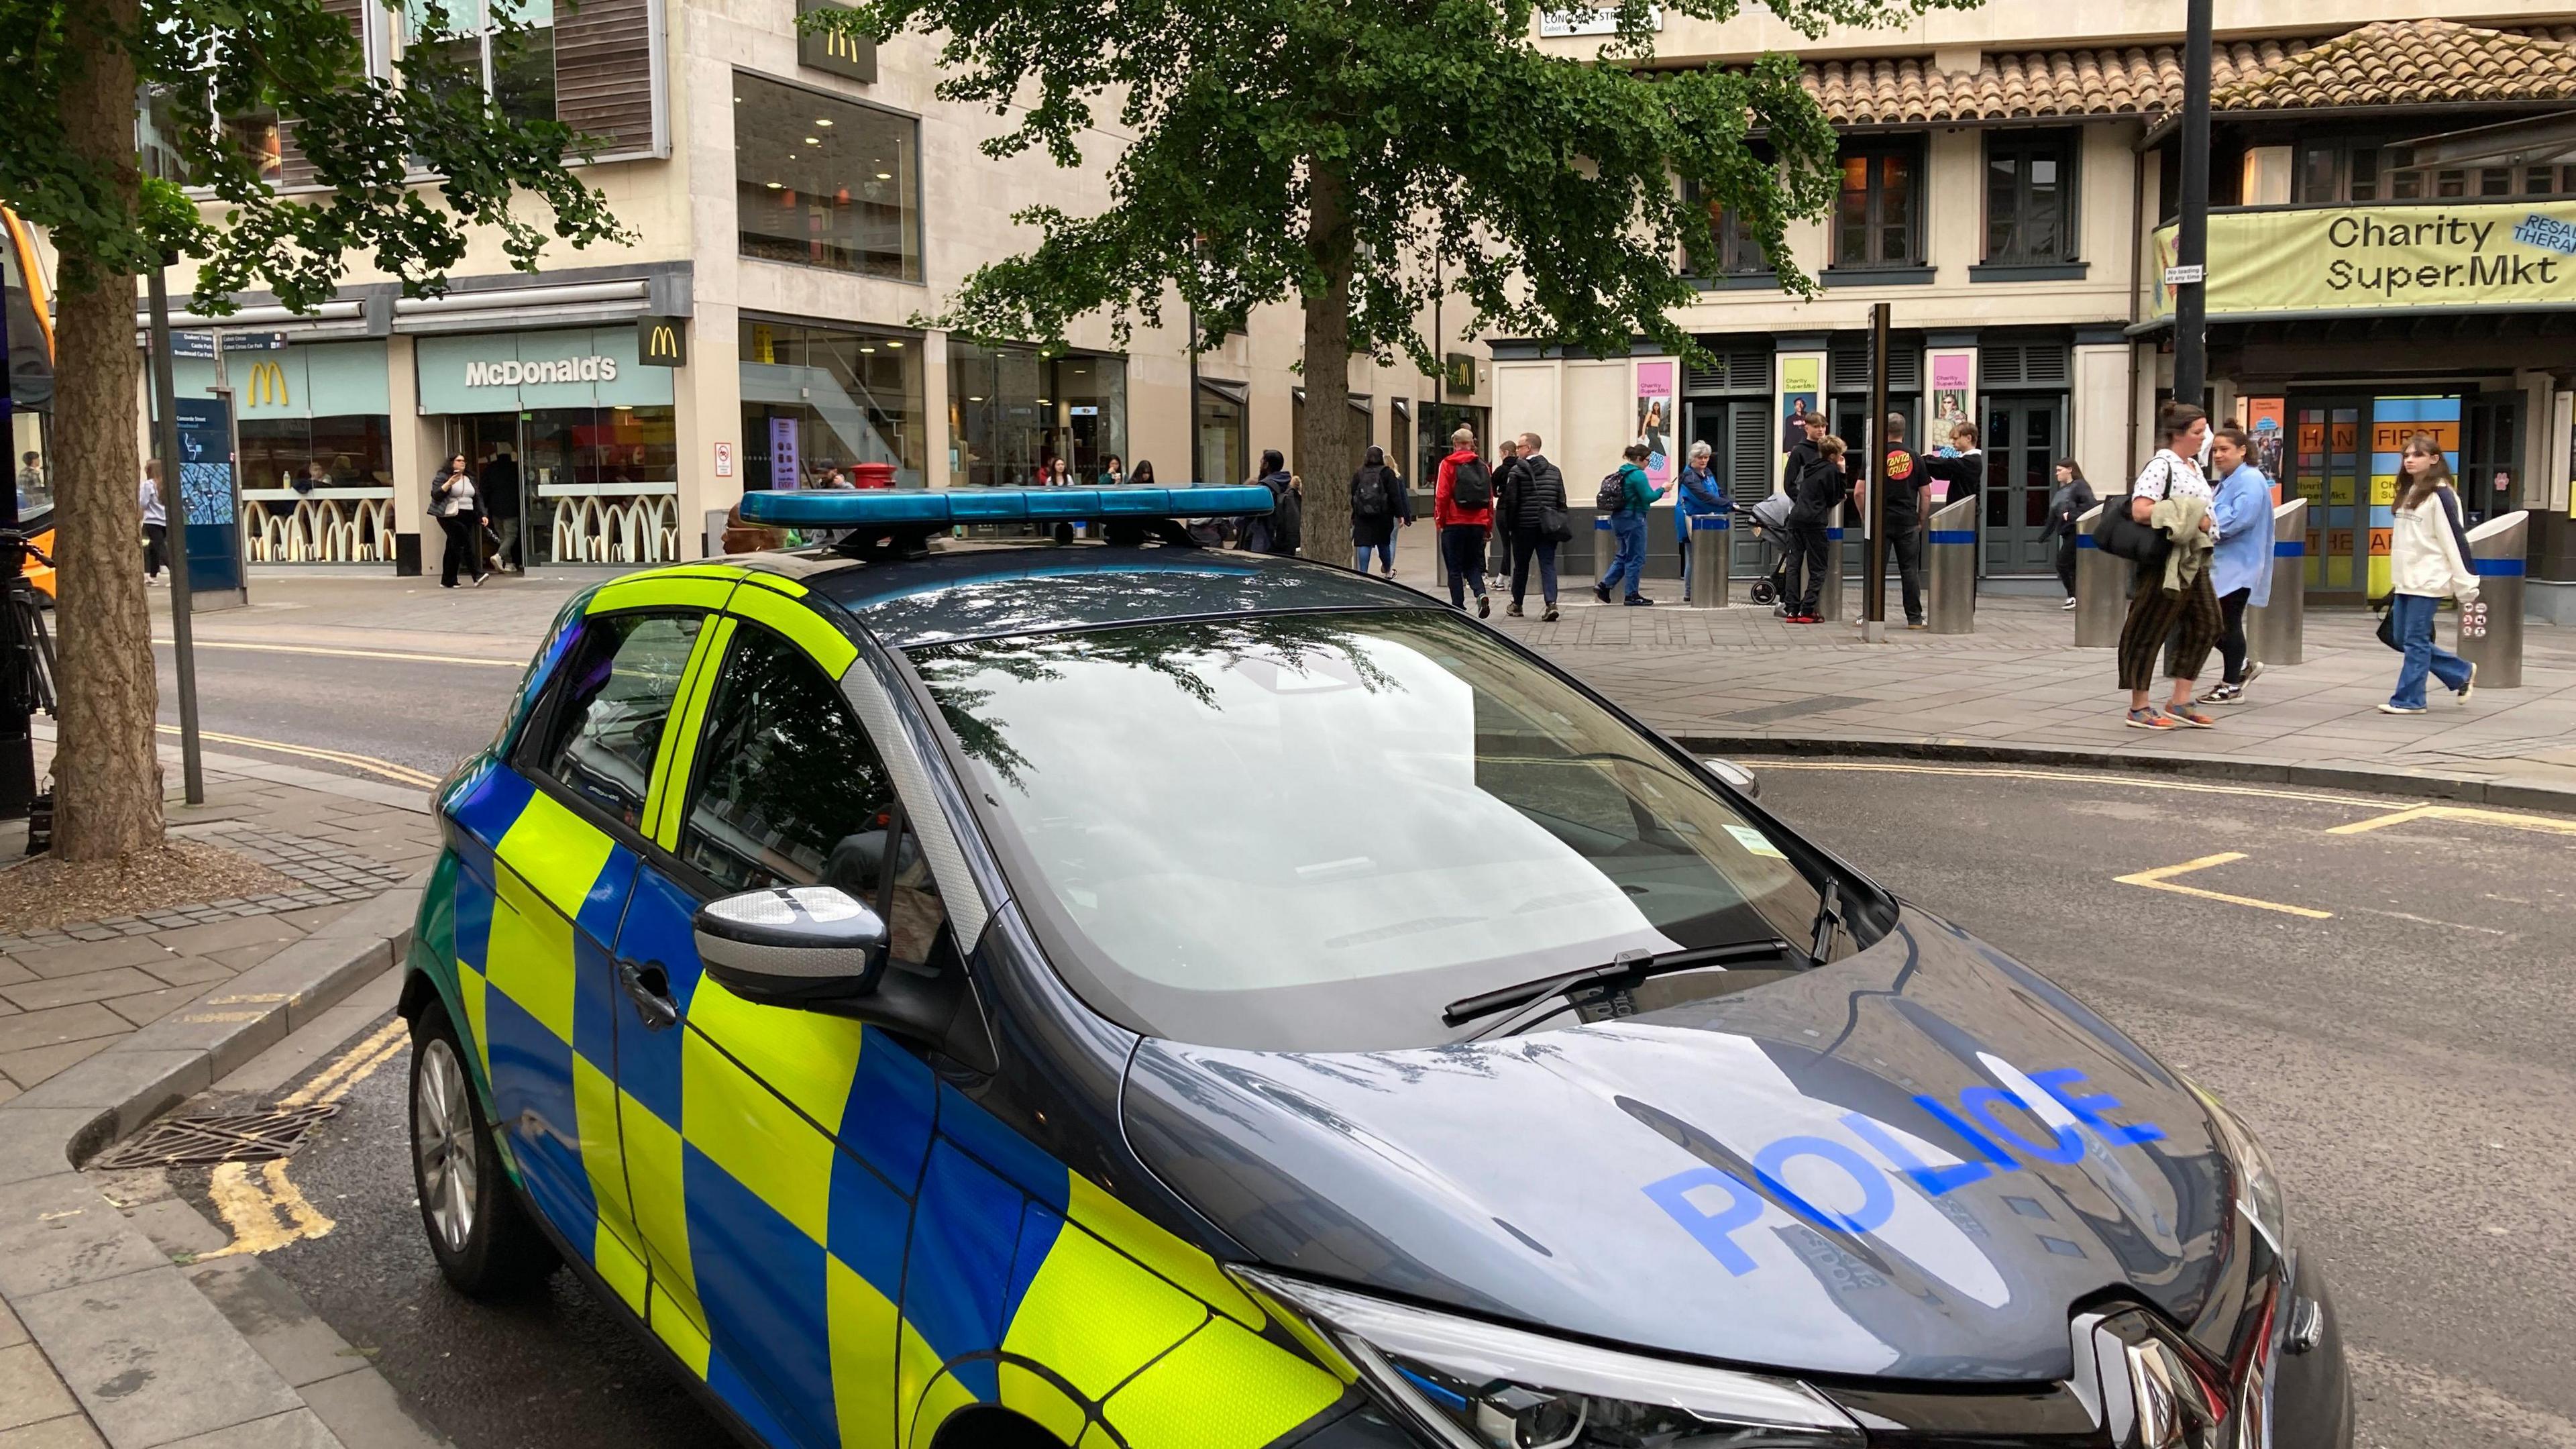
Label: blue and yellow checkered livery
xmin=410 ymin=565 xmax=1352 ymax=1449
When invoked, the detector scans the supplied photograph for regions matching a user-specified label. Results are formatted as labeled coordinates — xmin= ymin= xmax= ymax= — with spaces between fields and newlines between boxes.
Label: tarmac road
xmin=171 ymin=764 xmax=2576 ymax=1449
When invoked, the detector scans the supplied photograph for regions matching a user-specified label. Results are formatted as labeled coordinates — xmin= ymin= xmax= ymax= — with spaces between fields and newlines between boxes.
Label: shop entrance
xmin=1980 ymin=395 xmax=2061 ymax=576
xmin=2284 ymin=396 xmax=2368 ymax=602
xmin=447 ymin=413 xmax=541 ymax=568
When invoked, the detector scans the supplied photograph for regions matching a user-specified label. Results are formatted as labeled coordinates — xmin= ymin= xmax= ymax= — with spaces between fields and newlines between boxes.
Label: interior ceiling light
xmin=967 ymin=395 xmax=985 ymax=402
xmin=765 ymin=181 xmax=783 ymax=189
xmin=875 ymin=171 xmax=893 ymax=180
xmin=885 ymin=341 xmax=903 ymax=348
xmin=816 ymin=117 xmax=834 ymax=126
xmin=805 ymin=137 xmax=821 ymax=145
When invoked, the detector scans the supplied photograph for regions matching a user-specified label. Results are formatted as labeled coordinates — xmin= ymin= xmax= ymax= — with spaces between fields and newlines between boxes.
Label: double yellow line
xmin=156 ymin=724 xmax=444 ymax=790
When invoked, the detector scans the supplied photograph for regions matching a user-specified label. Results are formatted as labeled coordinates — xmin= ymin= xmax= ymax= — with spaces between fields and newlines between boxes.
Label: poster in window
xmin=1779 ymin=357 xmax=1820 ymax=451
xmin=1633 ymin=360 xmax=1673 ymax=486
xmin=769 ymin=417 xmax=802 ymax=489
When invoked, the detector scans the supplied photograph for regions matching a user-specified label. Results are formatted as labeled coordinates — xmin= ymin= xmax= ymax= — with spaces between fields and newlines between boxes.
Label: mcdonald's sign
xmin=637 ymin=316 xmax=688 ymax=368
xmin=797 ymin=0 xmax=877 ymax=83
xmin=246 ymin=360 xmax=291 ymax=409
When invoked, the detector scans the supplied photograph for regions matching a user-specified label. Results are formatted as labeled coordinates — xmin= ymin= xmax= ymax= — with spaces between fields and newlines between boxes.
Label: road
xmin=164 ymin=758 xmax=2576 ymax=1449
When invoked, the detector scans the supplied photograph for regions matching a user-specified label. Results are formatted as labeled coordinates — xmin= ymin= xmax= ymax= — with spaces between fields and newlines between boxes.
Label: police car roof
xmin=780 ymin=543 xmax=1424 ymax=649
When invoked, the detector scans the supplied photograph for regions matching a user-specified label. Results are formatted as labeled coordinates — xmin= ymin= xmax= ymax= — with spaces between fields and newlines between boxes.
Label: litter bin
xmin=2459 ymin=509 xmax=2527 ymax=689
xmin=1688 ymin=513 xmax=1729 ymax=608
xmin=2074 ymin=503 xmax=2124 ymax=649
xmin=2248 ymin=498 xmax=2306 ymax=667
xmin=1924 ymin=496 xmax=1976 ymax=635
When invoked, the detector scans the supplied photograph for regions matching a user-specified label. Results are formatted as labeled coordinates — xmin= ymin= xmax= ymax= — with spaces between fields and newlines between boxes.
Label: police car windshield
xmin=909 ymin=610 xmax=1826 ymax=1051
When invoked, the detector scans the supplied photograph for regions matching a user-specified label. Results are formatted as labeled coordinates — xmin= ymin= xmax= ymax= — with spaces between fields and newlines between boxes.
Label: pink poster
xmin=1635 ymin=360 xmax=1674 ymax=486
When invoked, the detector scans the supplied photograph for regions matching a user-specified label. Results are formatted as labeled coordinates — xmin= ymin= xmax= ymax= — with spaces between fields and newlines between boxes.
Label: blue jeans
xmin=1354 ymin=538 xmax=1394 ymax=574
xmin=1440 ymin=524 xmax=1489 ymax=606
xmin=1676 ymin=515 xmax=1695 ymax=598
xmin=2387 ymin=592 xmax=2472 ymax=708
xmin=1599 ymin=513 xmax=1650 ymax=599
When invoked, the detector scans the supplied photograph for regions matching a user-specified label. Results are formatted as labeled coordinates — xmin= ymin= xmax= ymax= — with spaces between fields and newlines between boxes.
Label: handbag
xmin=1539 ymin=505 xmax=1572 ymax=543
xmin=2373 ymin=600 xmax=2400 ymax=651
xmin=2091 ymin=494 xmax=2172 ymax=567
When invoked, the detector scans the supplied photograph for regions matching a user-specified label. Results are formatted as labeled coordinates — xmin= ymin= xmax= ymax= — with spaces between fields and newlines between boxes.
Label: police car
xmin=405 ymin=484 xmax=2351 ymax=1449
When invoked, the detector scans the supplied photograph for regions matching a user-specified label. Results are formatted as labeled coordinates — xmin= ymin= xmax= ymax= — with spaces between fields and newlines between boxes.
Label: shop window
xmin=949 ymin=341 xmax=1126 ymax=488
xmin=1832 ymin=140 xmax=1923 ymax=270
xmin=1416 ymin=402 xmax=1489 ymax=490
xmin=239 ymin=416 xmax=394 ymax=493
xmin=2296 ymin=138 xmax=2576 ymax=204
xmin=1984 ymin=131 xmax=2076 ymax=265
xmin=1197 ymin=384 xmax=1247 ymax=488
xmin=734 ymin=70 xmax=921 ymax=283
xmin=741 ymin=320 xmax=926 ymax=488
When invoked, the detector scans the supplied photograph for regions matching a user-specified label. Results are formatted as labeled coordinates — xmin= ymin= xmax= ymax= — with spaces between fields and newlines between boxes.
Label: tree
xmin=1 ymin=0 xmax=626 ymax=858
xmin=826 ymin=0 xmax=1967 ymax=558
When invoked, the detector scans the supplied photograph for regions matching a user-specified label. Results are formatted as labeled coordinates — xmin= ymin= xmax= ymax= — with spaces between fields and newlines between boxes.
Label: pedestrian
xmin=1240 ymin=448 xmax=1301 ymax=555
xmin=1099 ymin=454 xmax=1126 ymax=487
xmin=429 ymin=452 xmax=488 ymax=588
xmin=2042 ymin=458 xmax=2097 ymax=610
xmin=1675 ymin=439 xmax=1726 ymax=603
xmin=2198 ymin=427 xmax=2273 ymax=706
xmin=1864 ymin=413 xmax=1927 ymax=628
xmin=1350 ymin=445 xmax=1409 ymax=578
xmin=1434 ymin=426 xmax=1495 ymax=615
xmin=1487 ymin=437 xmax=1523 ymax=590
xmin=1782 ymin=435 xmax=1846 ymax=623
xmin=139 ymin=458 xmax=166 ymax=585
xmin=2114 ymin=402 xmax=2220 ymax=729
xmin=1593 ymin=442 xmax=1662 ymax=606
xmin=1128 ymin=460 xmax=1157 ymax=487
xmin=2379 ymin=434 xmax=2480 ymax=715
xmin=1046 ymin=456 xmax=1074 ymax=488
xmin=482 ymin=443 xmax=523 ymax=573
xmin=1921 ymin=419 xmax=1982 ymax=513
xmin=15 ymin=451 xmax=44 ymax=514
xmin=1505 ymin=431 xmax=1568 ymax=620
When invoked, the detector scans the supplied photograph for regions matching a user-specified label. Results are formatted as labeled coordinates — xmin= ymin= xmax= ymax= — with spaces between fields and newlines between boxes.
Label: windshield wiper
xmin=1440 ymin=940 xmax=1799 ymax=1028
xmin=1807 ymin=879 xmax=1843 ymax=967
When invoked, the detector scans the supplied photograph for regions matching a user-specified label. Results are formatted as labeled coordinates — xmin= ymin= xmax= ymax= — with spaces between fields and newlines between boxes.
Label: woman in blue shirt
xmin=2198 ymin=425 xmax=2273 ymax=706
xmin=1674 ymin=439 xmax=1725 ymax=602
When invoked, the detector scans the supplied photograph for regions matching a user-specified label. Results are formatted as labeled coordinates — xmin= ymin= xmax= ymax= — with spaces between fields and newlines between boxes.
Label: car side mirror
xmin=693 ymin=886 xmax=886 ymax=1007
xmin=1701 ymin=757 xmax=1760 ymax=798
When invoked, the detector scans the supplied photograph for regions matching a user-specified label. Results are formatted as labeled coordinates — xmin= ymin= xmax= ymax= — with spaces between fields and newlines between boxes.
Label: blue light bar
xmin=739 ymin=484 xmax=1275 ymax=528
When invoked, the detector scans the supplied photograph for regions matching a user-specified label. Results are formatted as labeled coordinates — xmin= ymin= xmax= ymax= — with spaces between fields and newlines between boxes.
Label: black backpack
xmin=1353 ymin=466 xmax=1391 ymax=519
xmin=1595 ymin=470 xmax=1627 ymax=513
xmin=1449 ymin=458 xmax=1493 ymax=510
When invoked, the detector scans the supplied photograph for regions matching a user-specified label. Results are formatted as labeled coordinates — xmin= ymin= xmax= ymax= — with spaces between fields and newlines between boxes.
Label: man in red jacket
xmin=1434 ymin=427 xmax=1496 ymax=616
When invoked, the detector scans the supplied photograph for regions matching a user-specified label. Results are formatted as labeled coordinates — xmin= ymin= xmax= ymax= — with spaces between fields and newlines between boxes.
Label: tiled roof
xmin=1788 ymin=20 xmax=2576 ymax=127
xmin=2210 ymin=19 xmax=2576 ymax=111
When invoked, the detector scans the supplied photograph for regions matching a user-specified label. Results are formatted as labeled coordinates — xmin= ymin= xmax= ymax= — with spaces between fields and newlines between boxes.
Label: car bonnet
xmin=1118 ymin=910 xmax=2239 ymax=1384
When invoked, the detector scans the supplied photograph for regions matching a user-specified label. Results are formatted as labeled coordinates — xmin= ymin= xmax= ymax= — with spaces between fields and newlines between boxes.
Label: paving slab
xmin=17 ymin=1268 xmax=304 ymax=1449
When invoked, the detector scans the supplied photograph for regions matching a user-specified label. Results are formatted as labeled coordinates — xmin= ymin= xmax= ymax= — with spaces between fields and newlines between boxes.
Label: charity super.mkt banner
xmin=2151 ymin=200 xmax=2576 ymax=318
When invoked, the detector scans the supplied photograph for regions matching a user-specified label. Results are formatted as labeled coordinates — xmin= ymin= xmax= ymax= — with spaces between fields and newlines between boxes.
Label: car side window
xmin=523 ymin=612 xmax=702 ymax=831
xmin=679 ymin=626 xmax=951 ymax=970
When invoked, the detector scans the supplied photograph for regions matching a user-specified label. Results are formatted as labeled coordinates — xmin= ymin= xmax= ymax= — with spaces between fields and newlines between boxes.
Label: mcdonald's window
xmin=239 ymin=417 xmax=394 ymax=496
xmin=733 ymin=70 xmax=921 ymax=282
xmin=739 ymin=321 xmax=928 ymax=489
xmin=406 ymin=0 xmax=558 ymax=129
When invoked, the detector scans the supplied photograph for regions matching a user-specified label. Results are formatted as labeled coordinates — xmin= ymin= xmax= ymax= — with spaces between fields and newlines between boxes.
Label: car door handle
xmin=617 ymin=958 xmax=679 ymax=1032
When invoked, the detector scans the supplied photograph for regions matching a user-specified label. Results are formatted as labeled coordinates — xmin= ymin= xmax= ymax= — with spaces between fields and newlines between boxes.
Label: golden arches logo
xmin=247 ymin=360 xmax=290 ymax=409
xmin=645 ymin=323 xmax=681 ymax=361
xmin=820 ymin=29 xmax=863 ymax=60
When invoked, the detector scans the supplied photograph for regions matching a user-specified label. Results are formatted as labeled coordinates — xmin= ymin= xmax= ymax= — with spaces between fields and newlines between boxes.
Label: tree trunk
xmin=1297 ymin=156 xmax=1357 ymax=565
xmin=51 ymin=0 xmax=166 ymax=860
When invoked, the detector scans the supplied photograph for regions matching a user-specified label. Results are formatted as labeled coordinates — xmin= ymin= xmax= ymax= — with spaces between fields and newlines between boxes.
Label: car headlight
xmin=1231 ymin=1268 xmax=1864 ymax=1449
xmin=2192 ymin=1085 xmax=2288 ymax=1257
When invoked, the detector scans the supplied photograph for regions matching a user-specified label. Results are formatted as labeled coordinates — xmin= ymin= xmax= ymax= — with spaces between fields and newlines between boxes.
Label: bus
xmin=3 ymin=206 xmax=55 ymax=600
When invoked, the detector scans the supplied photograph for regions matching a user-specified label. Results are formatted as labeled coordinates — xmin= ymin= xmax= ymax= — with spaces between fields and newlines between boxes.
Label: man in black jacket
xmin=1504 ymin=432 xmax=1568 ymax=620
xmin=1487 ymin=438 xmax=1525 ymax=587
xmin=1782 ymin=435 xmax=1846 ymax=623
xmin=1870 ymin=412 xmax=1929 ymax=627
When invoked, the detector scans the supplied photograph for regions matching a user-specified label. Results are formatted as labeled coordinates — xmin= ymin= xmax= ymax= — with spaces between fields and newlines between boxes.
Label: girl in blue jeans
xmin=1593 ymin=443 xmax=1662 ymax=604
xmin=2379 ymin=436 xmax=2479 ymax=714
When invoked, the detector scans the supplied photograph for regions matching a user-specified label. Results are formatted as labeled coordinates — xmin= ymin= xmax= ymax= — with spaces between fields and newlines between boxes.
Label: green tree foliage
xmin=822 ymin=0 xmax=1968 ymax=547
xmin=0 ymin=0 xmax=626 ymax=857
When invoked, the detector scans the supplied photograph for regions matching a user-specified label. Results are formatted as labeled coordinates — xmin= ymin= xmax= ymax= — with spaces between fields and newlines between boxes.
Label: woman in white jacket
xmin=2379 ymin=435 xmax=2479 ymax=714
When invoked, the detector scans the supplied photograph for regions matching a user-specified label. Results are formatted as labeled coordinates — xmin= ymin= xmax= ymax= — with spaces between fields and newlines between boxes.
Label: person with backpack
xmin=2197 ymin=426 xmax=2273 ymax=706
xmin=2112 ymin=402 xmax=2220 ymax=729
xmin=1674 ymin=439 xmax=1727 ymax=603
xmin=1350 ymin=445 xmax=1411 ymax=577
xmin=1240 ymin=449 xmax=1301 ymax=555
xmin=1434 ymin=426 xmax=1495 ymax=614
xmin=2379 ymin=434 xmax=2480 ymax=714
xmin=1487 ymin=438 xmax=1524 ymax=589
xmin=1593 ymin=442 xmax=1663 ymax=606
xmin=1782 ymin=435 xmax=1847 ymax=624
xmin=1503 ymin=431 xmax=1569 ymax=620
xmin=2042 ymin=458 xmax=2098 ymax=610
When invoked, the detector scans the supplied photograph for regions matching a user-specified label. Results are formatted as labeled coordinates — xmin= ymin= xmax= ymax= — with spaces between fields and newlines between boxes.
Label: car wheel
xmin=409 ymin=998 xmax=557 ymax=1296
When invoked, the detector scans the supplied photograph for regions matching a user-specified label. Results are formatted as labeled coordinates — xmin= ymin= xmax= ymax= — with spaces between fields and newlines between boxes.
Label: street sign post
xmin=146 ymin=264 xmax=205 ymax=804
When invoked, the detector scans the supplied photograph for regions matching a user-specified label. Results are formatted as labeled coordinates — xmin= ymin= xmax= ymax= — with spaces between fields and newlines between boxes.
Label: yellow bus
xmin=3 ymin=206 xmax=55 ymax=600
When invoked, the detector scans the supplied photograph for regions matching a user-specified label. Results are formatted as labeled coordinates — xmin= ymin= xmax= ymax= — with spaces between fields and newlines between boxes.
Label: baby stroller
xmin=1736 ymin=494 xmax=1794 ymax=607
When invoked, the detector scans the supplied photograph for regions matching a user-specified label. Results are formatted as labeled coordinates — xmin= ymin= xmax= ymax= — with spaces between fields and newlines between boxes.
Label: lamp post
xmin=145 ymin=261 xmax=205 ymax=805
xmin=2171 ymin=0 xmax=2214 ymax=409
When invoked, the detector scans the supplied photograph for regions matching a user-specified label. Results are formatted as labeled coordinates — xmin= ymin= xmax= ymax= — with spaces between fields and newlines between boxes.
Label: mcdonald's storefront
xmin=172 ymin=339 xmax=400 ymax=568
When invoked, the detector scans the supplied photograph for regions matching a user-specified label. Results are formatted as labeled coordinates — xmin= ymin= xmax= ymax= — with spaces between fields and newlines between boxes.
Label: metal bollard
xmin=1923 ymin=497 xmax=1976 ymax=635
xmin=2073 ymin=503 xmax=2125 ymax=648
xmin=1689 ymin=513 xmax=1729 ymax=608
xmin=2247 ymin=498 xmax=2306 ymax=667
xmin=1821 ymin=506 xmax=1845 ymax=623
xmin=2458 ymin=509 xmax=2527 ymax=688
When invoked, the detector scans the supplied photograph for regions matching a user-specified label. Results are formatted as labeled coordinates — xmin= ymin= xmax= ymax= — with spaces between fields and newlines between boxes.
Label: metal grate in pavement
xmin=90 ymin=1103 xmax=342 ymax=1169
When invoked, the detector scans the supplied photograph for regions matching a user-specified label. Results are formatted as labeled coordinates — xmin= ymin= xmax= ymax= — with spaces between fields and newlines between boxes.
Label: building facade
xmin=1516 ymin=2 xmax=2576 ymax=609
xmin=144 ymin=0 xmax=1490 ymax=574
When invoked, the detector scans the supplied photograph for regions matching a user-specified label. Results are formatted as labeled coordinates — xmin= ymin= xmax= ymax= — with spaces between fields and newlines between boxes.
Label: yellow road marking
xmin=2114 ymin=852 xmax=2336 ymax=920
xmin=281 ymin=1020 xmax=409 ymax=1109
xmin=152 ymin=637 xmax=525 ymax=669
xmin=2325 ymin=803 xmax=2576 ymax=839
xmin=156 ymin=724 xmax=443 ymax=789
xmin=201 ymin=1159 xmax=335 ymax=1258
xmin=1749 ymin=761 xmax=2387 ymax=809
